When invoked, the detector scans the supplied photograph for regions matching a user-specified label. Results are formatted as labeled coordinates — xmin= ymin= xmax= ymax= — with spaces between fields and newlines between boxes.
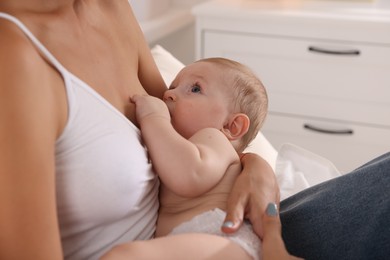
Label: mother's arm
xmin=222 ymin=153 xmax=280 ymax=238
xmin=0 ymin=22 xmax=65 ymax=259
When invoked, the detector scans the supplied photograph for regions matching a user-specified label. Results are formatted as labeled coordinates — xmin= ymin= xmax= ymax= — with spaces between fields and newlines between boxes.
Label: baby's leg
xmin=101 ymin=233 xmax=254 ymax=260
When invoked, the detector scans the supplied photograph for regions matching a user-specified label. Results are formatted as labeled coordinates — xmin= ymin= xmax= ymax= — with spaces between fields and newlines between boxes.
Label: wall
xmin=150 ymin=23 xmax=195 ymax=65
xmin=150 ymin=0 xmax=207 ymax=65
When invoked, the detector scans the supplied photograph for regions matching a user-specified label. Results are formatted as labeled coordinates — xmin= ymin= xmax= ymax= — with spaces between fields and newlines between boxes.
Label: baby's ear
xmin=222 ymin=113 xmax=250 ymax=141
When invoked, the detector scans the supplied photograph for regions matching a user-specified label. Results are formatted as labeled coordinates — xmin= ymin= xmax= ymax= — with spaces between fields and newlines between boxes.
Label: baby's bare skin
xmin=156 ymin=161 xmax=241 ymax=237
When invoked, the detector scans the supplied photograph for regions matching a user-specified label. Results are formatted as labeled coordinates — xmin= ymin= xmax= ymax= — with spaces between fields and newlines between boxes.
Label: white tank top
xmin=0 ymin=13 xmax=159 ymax=260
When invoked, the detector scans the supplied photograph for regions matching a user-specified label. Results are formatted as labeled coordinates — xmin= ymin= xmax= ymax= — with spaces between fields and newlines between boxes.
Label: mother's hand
xmin=262 ymin=203 xmax=303 ymax=260
xmin=221 ymin=153 xmax=279 ymax=238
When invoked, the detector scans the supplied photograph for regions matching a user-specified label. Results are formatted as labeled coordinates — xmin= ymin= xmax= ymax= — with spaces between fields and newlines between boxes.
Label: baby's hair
xmin=196 ymin=57 xmax=268 ymax=152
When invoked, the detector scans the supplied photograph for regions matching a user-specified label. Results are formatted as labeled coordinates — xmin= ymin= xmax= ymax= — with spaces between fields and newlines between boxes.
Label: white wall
xmin=150 ymin=23 xmax=195 ymax=65
xmin=149 ymin=0 xmax=207 ymax=65
xmin=171 ymin=0 xmax=208 ymax=7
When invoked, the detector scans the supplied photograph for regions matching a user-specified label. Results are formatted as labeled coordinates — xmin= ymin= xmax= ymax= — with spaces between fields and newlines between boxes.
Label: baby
xmin=102 ymin=57 xmax=269 ymax=260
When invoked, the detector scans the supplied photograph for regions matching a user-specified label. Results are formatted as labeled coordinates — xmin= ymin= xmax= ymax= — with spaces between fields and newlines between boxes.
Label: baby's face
xmin=163 ymin=61 xmax=232 ymax=139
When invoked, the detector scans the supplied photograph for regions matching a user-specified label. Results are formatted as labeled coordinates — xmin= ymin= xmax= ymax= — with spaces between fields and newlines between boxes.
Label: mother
xmin=1 ymin=1 xmax=389 ymax=260
xmin=0 ymin=1 xmax=280 ymax=259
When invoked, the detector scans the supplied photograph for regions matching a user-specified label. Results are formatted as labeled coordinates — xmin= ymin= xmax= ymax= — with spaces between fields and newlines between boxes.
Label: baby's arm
xmin=132 ymin=94 xmax=239 ymax=197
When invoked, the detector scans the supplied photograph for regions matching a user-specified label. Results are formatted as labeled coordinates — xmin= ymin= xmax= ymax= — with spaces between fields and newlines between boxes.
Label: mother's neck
xmin=0 ymin=0 xmax=97 ymax=14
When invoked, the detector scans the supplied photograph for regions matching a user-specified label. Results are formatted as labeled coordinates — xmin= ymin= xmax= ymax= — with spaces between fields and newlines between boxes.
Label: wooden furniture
xmin=193 ymin=0 xmax=390 ymax=172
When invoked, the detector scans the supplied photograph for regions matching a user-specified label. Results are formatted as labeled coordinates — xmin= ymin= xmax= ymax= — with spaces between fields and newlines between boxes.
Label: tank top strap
xmin=0 ymin=12 xmax=68 ymax=76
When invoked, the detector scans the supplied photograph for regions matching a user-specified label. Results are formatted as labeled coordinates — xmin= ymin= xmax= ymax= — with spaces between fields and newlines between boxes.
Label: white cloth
xmin=169 ymin=208 xmax=261 ymax=260
xmin=0 ymin=13 xmax=159 ymax=260
xmin=275 ymin=143 xmax=341 ymax=200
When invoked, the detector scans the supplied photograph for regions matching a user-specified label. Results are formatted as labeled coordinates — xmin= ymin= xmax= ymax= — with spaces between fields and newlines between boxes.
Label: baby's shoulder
xmin=190 ymin=127 xmax=238 ymax=159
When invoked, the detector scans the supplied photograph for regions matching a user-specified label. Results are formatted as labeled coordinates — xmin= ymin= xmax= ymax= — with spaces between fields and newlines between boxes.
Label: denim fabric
xmin=280 ymin=152 xmax=390 ymax=260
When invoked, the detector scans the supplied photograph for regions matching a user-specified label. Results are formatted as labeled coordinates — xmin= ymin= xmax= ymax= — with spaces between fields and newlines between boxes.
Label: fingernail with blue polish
xmin=222 ymin=221 xmax=234 ymax=228
xmin=266 ymin=203 xmax=278 ymax=217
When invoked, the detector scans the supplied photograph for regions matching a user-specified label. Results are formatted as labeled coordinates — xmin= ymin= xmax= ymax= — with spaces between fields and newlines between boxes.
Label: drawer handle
xmin=308 ymin=46 xmax=360 ymax=56
xmin=304 ymin=124 xmax=354 ymax=135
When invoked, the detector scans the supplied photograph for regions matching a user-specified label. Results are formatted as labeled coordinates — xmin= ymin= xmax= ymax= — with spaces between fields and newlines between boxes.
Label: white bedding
xmin=151 ymin=45 xmax=341 ymax=200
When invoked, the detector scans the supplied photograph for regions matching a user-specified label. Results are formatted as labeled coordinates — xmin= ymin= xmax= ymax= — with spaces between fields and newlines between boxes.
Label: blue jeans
xmin=280 ymin=152 xmax=390 ymax=260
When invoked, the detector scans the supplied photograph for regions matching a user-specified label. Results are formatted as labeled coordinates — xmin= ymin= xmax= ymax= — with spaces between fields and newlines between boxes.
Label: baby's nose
xmin=163 ymin=89 xmax=176 ymax=101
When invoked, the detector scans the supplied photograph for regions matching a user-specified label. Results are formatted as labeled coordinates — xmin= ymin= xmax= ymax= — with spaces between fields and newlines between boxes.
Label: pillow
xmin=151 ymin=45 xmax=185 ymax=87
xmin=150 ymin=44 xmax=278 ymax=170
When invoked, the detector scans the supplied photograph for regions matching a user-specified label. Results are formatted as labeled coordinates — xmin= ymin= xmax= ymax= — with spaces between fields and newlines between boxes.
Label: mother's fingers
xmin=222 ymin=153 xmax=280 ymax=238
xmin=221 ymin=174 xmax=247 ymax=234
xmin=262 ymin=203 xmax=303 ymax=260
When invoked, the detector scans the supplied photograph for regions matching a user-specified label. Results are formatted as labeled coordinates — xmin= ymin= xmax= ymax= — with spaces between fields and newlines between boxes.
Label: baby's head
xmin=166 ymin=57 xmax=268 ymax=153
xmin=196 ymin=58 xmax=268 ymax=153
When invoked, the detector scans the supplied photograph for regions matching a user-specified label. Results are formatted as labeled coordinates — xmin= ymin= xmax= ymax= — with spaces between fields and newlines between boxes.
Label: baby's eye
xmin=191 ymin=84 xmax=201 ymax=93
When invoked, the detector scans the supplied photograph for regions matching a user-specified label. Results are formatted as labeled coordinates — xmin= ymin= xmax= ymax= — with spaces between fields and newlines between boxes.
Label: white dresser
xmin=193 ymin=0 xmax=390 ymax=172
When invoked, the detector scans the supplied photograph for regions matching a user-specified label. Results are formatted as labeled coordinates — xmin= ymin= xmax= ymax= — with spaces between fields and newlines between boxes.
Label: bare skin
xmin=0 ymin=1 xmax=285 ymax=259
xmin=0 ymin=1 xmax=165 ymax=259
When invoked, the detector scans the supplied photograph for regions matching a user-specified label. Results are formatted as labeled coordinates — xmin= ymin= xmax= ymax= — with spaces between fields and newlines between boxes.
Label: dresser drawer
xmin=203 ymin=31 xmax=390 ymax=127
xmin=261 ymin=113 xmax=390 ymax=173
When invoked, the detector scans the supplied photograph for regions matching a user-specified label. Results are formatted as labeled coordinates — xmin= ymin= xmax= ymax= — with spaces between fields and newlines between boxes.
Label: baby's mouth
xmin=166 ymin=107 xmax=173 ymax=122
xmin=165 ymin=102 xmax=174 ymax=116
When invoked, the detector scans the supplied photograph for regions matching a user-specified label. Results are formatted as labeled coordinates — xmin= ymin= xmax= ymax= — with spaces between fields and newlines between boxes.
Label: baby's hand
xmin=131 ymin=94 xmax=170 ymax=123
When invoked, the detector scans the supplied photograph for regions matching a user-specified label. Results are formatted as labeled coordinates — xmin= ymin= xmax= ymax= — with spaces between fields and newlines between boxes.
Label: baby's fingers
xmin=130 ymin=94 xmax=147 ymax=104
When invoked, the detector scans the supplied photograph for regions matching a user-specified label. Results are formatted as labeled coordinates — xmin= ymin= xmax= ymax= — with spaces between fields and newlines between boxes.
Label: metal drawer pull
xmin=304 ymin=124 xmax=354 ymax=135
xmin=308 ymin=46 xmax=360 ymax=56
